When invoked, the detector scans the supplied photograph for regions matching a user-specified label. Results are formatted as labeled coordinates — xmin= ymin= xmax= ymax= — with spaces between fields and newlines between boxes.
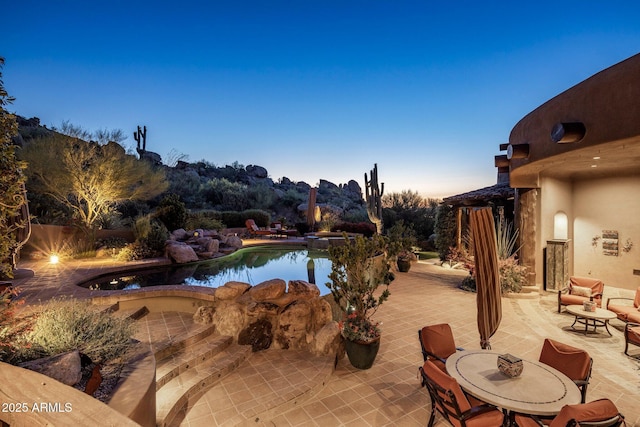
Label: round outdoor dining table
xmin=446 ymin=350 xmax=582 ymax=417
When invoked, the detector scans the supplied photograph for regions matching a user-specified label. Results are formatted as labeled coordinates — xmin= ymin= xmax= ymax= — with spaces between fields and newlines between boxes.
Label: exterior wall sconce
xmin=49 ymin=254 xmax=59 ymax=264
xmin=507 ymin=143 xmax=530 ymax=159
xmin=551 ymin=122 xmax=586 ymax=143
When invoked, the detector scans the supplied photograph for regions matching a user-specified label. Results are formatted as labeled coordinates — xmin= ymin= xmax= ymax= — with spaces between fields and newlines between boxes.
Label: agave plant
xmin=495 ymin=218 xmax=521 ymax=259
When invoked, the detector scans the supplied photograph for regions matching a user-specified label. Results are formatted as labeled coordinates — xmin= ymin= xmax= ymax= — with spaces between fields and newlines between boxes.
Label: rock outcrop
xmin=196 ymin=278 xmax=339 ymax=357
xmin=165 ymin=228 xmax=243 ymax=263
xmin=19 ymin=350 xmax=83 ymax=386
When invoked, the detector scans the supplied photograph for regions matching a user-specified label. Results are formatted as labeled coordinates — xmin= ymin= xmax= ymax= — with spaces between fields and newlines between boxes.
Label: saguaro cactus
xmin=365 ymin=163 xmax=384 ymax=234
xmin=134 ymin=125 xmax=147 ymax=156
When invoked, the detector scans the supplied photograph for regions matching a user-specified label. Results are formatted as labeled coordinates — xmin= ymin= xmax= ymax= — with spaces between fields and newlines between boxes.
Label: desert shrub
xmin=202 ymin=178 xmax=249 ymax=210
xmin=55 ymin=238 xmax=96 ymax=259
xmin=330 ymin=222 xmax=376 ymax=237
xmin=0 ymin=287 xmax=27 ymax=361
xmin=116 ymin=241 xmax=154 ymax=261
xmin=186 ymin=212 xmax=224 ymax=230
xmin=217 ymin=211 xmax=243 ymax=227
xmin=499 ymin=256 xmax=528 ymax=294
xmin=281 ymin=188 xmax=307 ymax=208
xmin=341 ymin=209 xmax=369 ymax=223
xmin=156 ymin=193 xmax=187 ymax=231
xmin=145 ymin=221 xmax=169 ymax=253
xmin=13 ymin=298 xmax=136 ymax=364
xmin=133 ymin=215 xmax=152 ymax=241
xmin=95 ymin=236 xmax=128 ymax=250
xmin=246 ymin=183 xmax=277 ymax=211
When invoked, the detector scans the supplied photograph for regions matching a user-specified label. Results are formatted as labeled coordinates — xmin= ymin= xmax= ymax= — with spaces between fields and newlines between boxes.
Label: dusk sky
xmin=3 ymin=1 xmax=640 ymax=198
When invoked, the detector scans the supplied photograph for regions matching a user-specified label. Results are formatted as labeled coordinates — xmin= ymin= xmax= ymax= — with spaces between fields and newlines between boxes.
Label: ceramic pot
xmin=397 ymin=259 xmax=411 ymax=272
xmin=344 ymin=336 xmax=381 ymax=369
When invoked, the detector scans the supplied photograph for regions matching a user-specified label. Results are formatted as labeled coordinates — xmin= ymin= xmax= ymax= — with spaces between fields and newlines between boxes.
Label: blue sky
xmin=3 ymin=1 xmax=640 ymax=198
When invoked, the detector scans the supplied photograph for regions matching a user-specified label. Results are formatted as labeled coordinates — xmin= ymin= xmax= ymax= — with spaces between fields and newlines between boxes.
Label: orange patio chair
xmin=419 ymin=360 xmax=505 ymax=427
xmin=418 ymin=323 xmax=462 ymax=372
xmin=558 ymin=276 xmax=604 ymax=313
xmin=538 ymin=338 xmax=592 ymax=403
xmin=245 ymin=219 xmax=275 ymax=238
xmin=606 ymin=286 xmax=640 ymax=322
xmin=514 ymin=398 xmax=624 ymax=427
xmin=624 ymin=322 xmax=640 ymax=356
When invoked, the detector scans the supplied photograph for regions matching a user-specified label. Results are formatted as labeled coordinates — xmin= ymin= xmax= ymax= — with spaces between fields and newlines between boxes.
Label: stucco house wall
xmin=538 ymin=177 xmax=574 ymax=285
xmin=504 ymin=53 xmax=640 ymax=293
xmin=572 ymin=175 xmax=640 ymax=289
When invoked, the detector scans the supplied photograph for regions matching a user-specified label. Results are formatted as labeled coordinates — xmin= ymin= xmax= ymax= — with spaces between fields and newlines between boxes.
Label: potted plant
xmin=396 ymin=250 xmax=417 ymax=272
xmin=387 ymin=221 xmax=418 ymax=272
xmin=327 ymin=233 xmax=394 ymax=369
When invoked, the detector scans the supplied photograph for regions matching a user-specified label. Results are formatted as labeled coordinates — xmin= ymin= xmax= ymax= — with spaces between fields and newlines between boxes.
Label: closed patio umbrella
xmin=470 ymin=207 xmax=502 ymax=350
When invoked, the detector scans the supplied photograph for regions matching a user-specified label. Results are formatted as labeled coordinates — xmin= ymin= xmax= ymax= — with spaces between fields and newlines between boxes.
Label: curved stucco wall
xmin=508 ymin=53 xmax=640 ymax=187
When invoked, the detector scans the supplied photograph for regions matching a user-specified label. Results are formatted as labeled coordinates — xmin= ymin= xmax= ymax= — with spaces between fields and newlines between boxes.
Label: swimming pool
xmin=80 ymin=246 xmax=333 ymax=295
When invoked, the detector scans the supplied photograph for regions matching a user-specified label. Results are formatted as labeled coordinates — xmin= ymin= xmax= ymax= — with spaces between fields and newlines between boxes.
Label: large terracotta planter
xmin=344 ymin=336 xmax=381 ymax=369
xmin=397 ymin=259 xmax=411 ymax=272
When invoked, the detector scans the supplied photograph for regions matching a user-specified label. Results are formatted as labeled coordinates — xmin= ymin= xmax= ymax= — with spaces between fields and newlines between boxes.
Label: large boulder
xmin=310 ymin=298 xmax=333 ymax=332
xmin=238 ymin=319 xmax=273 ymax=352
xmin=193 ymin=306 xmax=216 ymax=324
xmin=246 ymin=164 xmax=268 ymax=179
xmin=225 ymin=235 xmax=243 ymax=250
xmin=211 ymin=302 xmax=245 ymax=338
xmin=246 ymin=279 xmax=286 ymax=301
xmin=214 ymin=281 xmax=251 ymax=300
xmin=288 ymin=280 xmax=320 ymax=299
xmin=275 ymin=300 xmax=312 ymax=350
xmin=311 ymin=321 xmax=342 ymax=357
xmin=196 ymin=237 xmax=219 ymax=253
xmin=19 ymin=350 xmax=82 ymax=386
xmin=165 ymin=241 xmax=199 ymax=263
xmin=170 ymin=228 xmax=190 ymax=241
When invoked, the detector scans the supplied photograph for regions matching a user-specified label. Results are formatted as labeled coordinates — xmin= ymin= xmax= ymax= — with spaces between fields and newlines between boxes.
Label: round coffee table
xmin=565 ymin=305 xmax=617 ymax=336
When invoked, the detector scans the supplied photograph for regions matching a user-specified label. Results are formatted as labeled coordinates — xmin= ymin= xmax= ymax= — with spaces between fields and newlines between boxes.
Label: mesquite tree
xmin=20 ymin=134 xmax=168 ymax=239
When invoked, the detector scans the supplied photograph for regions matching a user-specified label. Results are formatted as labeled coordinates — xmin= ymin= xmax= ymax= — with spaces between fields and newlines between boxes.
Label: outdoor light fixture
xmin=49 ymin=254 xmax=59 ymax=264
xmin=551 ymin=122 xmax=586 ymax=144
xmin=506 ymin=143 xmax=530 ymax=160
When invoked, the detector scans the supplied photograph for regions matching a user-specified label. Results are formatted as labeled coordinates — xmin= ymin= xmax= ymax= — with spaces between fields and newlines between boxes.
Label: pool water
xmin=81 ymin=246 xmax=333 ymax=295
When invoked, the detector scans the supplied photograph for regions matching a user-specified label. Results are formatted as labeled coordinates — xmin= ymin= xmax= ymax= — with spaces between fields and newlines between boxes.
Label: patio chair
xmin=606 ymin=286 xmax=640 ymax=322
xmin=245 ymin=219 xmax=275 ymax=238
xmin=624 ymin=322 xmax=640 ymax=356
xmin=514 ymin=398 xmax=624 ymax=427
xmin=558 ymin=276 xmax=604 ymax=313
xmin=419 ymin=360 xmax=505 ymax=427
xmin=538 ymin=338 xmax=592 ymax=403
xmin=271 ymin=222 xmax=298 ymax=238
xmin=418 ymin=323 xmax=463 ymax=372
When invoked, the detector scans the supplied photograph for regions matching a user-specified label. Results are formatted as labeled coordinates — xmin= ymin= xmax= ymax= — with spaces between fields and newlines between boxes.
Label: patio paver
xmin=7 ymin=255 xmax=640 ymax=427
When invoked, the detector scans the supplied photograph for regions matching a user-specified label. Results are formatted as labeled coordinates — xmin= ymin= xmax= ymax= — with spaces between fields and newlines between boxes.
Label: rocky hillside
xmin=15 ymin=116 xmax=367 ymax=225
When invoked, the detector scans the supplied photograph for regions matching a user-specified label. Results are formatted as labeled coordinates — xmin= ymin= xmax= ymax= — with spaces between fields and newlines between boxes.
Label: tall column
xmin=516 ymin=188 xmax=538 ymax=287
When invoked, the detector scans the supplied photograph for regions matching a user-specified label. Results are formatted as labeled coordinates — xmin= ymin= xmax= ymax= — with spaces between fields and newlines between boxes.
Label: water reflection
xmin=82 ymin=247 xmax=332 ymax=295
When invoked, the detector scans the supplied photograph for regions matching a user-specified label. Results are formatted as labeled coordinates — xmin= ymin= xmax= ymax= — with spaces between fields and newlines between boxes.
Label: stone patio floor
xmin=8 ymin=249 xmax=640 ymax=427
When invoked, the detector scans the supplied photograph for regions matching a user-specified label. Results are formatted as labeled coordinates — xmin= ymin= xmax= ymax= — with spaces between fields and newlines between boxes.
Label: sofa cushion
xmin=607 ymin=304 xmax=637 ymax=321
xmin=571 ymin=285 xmax=592 ymax=297
xmin=561 ymin=294 xmax=600 ymax=307
xmin=627 ymin=311 xmax=640 ymax=324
